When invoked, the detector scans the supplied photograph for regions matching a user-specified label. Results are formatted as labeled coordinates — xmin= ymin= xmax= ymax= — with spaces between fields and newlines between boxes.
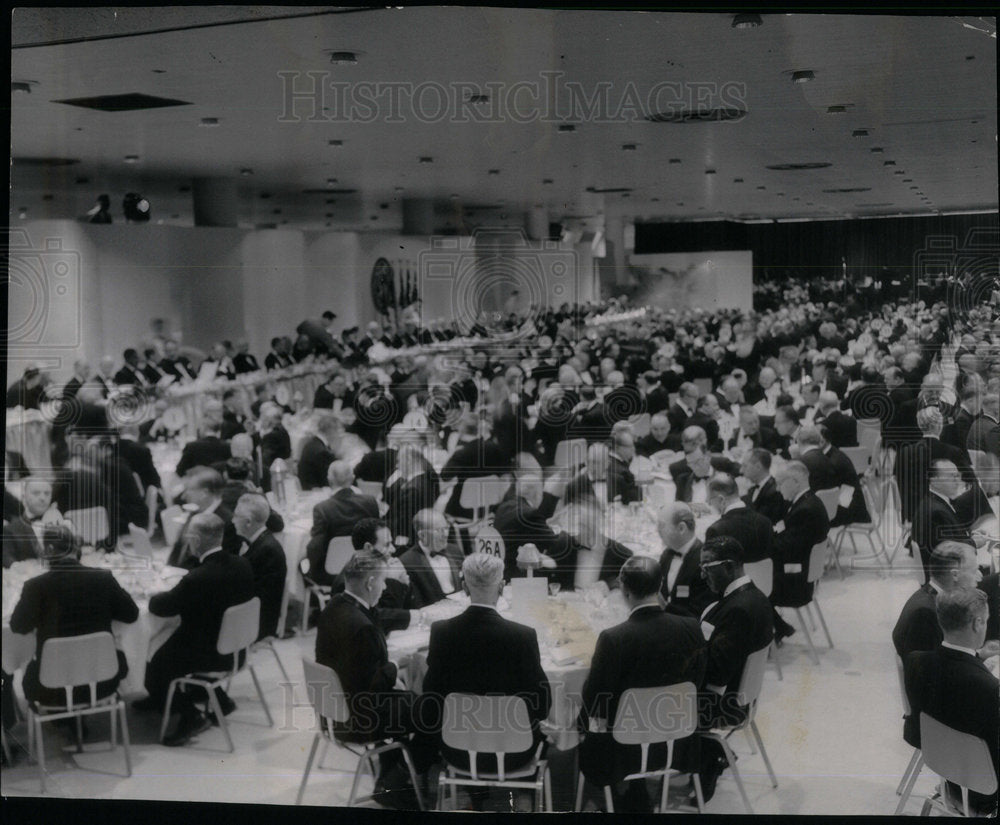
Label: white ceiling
xmin=10 ymin=8 xmax=998 ymax=229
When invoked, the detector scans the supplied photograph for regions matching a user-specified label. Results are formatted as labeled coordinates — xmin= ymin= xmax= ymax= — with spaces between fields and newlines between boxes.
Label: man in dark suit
xmin=167 ymin=467 xmax=234 ymax=568
xmin=140 ymin=514 xmax=255 ymax=745
xmin=635 ymin=413 xmax=682 ymax=457
xmin=793 ymin=426 xmax=840 ymax=492
xmin=564 ymin=441 xmax=639 ymax=507
xmin=813 ymin=391 xmax=858 ymax=448
xmin=297 ymin=414 xmax=342 ymax=491
xmin=440 ymin=417 xmax=509 ymax=520
xmin=579 ymin=556 xmax=706 ymax=812
xmin=494 ymin=470 xmax=574 ymax=582
xmin=944 ymin=376 xmax=981 ymax=452
xmin=421 ymin=552 xmax=551 ymax=805
xmin=10 ymin=524 xmax=138 ymax=707
xmin=232 ymin=341 xmax=261 ymax=375
xmin=895 ymin=407 xmax=975 ymax=526
xmin=671 ymin=445 xmax=739 ymax=505
xmin=695 ymin=535 xmax=775 ymax=803
xmin=220 ymin=390 xmax=247 ymax=441
xmin=257 ymin=405 xmax=292 ymax=491
xmin=305 ymin=461 xmax=380 ymax=587
xmin=770 ymin=460 xmax=830 ymax=642
xmin=176 ymin=421 xmax=231 ymax=478
xmin=159 ymin=339 xmax=196 ymax=382
xmin=966 ymin=378 xmax=1000 ymax=456
xmin=263 ymin=337 xmax=293 ymax=372
xmin=688 ymin=394 xmax=724 ymax=453
xmin=739 ymin=448 xmax=788 ymax=526
xmin=608 ymin=430 xmax=641 ymax=505
xmin=637 ymin=370 xmax=671 ymax=416
xmin=704 ymin=475 xmax=774 ymax=563
xmin=353 ymin=447 xmax=398 ymax=484
xmin=2 ymin=478 xmax=65 ymax=567
xmin=656 ymin=503 xmax=713 ymax=619
xmin=399 ymin=509 xmax=464 ymax=608
xmin=911 ymin=460 xmax=977 ymax=583
xmin=231 ymin=493 xmax=288 ymax=641
xmin=817 ymin=425 xmax=870 ymax=527
xmin=666 ymin=382 xmax=699 ymax=434
xmin=904 ymin=587 xmax=999 ymax=815
xmin=953 ymin=450 xmax=998 ymax=531
xmin=726 ymin=407 xmax=781 ymax=455
xmin=118 ymin=424 xmax=161 ymax=491
xmin=6 ymin=365 xmax=45 ymax=410
xmin=113 ymin=349 xmax=151 ymax=388
xmin=314 ymin=552 xmax=430 ymax=781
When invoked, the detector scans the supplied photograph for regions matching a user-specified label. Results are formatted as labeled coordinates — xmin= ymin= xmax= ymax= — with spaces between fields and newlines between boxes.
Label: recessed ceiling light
xmin=327 ymin=178 xmax=338 ymax=186
xmin=668 ymin=158 xmax=682 ymax=164
xmin=826 ymin=105 xmax=848 ymax=114
xmin=240 ymin=168 xmax=253 ymax=176
xmin=394 ymin=186 xmax=405 ymax=192
xmin=883 ymin=160 xmax=896 ymax=166
xmin=467 ymin=94 xmax=489 ymax=104
xmin=756 ymin=185 xmax=766 ymax=190
xmin=852 ymin=129 xmax=870 ymax=137
xmin=488 ymin=169 xmax=500 ymax=175
xmin=326 ymin=50 xmax=360 ymax=65
xmin=622 ymin=143 xmax=638 ymax=151
xmin=732 ymin=13 xmax=763 ymax=29
xmin=651 ymin=197 xmax=660 ymax=202
xmin=766 ymin=162 xmax=832 ymax=171
xmin=870 ymin=147 xmax=884 ymax=153
xmin=733 ymin=178 xmax=744 ymax=183
xmin=419 ymin=156 xmax=433 ymax=164
xmin=11 ymin=81 xmax=34 ymax=94
xmin=543 ymin=178 xmax=554 ymax=184
xmin=152 ymin=69 xmax=166 ymax=74
xmin=705 ymin=169 xmax=716 ymax=174
xmin=200 ymin=117 xmax=220 ymax=127
xmin=558 ymin=124 xmax=577 ymax=133
xmin=124 ymin=154 xmax=140 ymax=163
xmin=328 ymin=139 xmax=344 ymax=147
xmin=791 ymin=70 xmax=815 ymax=84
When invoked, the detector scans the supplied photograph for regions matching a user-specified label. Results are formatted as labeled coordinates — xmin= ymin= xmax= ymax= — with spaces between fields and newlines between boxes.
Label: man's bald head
xmin=187 ymin=512 xmax=226 ymax=557
xmin=327 ymin=460 xmax=354 ymax=489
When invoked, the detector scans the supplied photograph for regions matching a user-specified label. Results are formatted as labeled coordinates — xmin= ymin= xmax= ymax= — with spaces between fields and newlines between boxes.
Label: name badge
xmin=774 ymin=521 xmax=786 ymax=534
xmin=700 ymin=621 xmax=715 ymax=640
xmin=784 ymin=563 xmax=803 ymax=574
xmin=676 ymin=585 xmax=690 ymax=598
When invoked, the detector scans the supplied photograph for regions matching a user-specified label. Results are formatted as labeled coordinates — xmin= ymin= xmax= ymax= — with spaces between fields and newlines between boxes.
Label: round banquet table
xmin=2 ymin=550 xmax=185 ymax=696
xmin=386 ymin=588 xmax=631 ymax=750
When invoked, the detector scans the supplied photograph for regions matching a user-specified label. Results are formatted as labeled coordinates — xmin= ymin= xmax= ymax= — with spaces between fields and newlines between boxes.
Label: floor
xmin=1 ymin=547 xmax=944 ymax=815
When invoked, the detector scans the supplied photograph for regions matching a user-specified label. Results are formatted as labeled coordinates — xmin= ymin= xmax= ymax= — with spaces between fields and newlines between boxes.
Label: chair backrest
xmin=39 ymin=632 xmax=120 ymax=707
xmin=65 ymin=507 xmax=110 ymax=545
xmin=161 ymin=504 xmax=187 ymax=548
xmin=459 ymin=475 xmax=508 ymax=512
xmin=840 ymin=446 xmax=871 ymax=476
xmin=441 ymin=693 xmax=534 ymax=779
xmin=356 ymin=479 xmax=383 ymax=501
xmin=553 ymin=439 xmax=588 ymax=473
xmin=857 ymin=418 xmax=881 ymax=452
xmin=815 ymin=488 xmax=840 ymax=521
xmin=919 ymin=713 xmax=999 ymax=797
xmin=325 ymin=536 xmax=356 ymax=576
xmin=894 ymin=655 xmax=911 ymax=716
xmin=132 ymin=471 xmax=145 ymax=494
xmin=472 ymin=524 xmax=505 ymax=559
xmin=735 ymin=645 xmax=770 ymax=708
xmin=612 ymin=682 xmax=698 ymax=746
xmin=3 ymin=625 xmax=39 ymax=674
xmin=807 ymin=540 xmax=829 ymax=584
xmin=629 ymin=413 xmax=651 ymax=438
xmin=744 ymin=558 xmax=774 ymax=598
xmin=302 ymin=656 xmax=351 ymax=725
xmin=216 ymin=597 xmax=261 ymax=656
xmin=126 ymin=523 xmax=155 ymax=560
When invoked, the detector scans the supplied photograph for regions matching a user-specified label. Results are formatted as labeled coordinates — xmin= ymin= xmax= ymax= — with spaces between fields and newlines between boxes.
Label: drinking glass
xmin=548 ymin=582 xmax=562 ymax=597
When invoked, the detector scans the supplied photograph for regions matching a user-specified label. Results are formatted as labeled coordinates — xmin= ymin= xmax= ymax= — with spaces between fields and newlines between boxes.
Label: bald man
xmin=232 ymin=493 xmax=287 ymax=641
xmin=305 ymin=460 xmax=379 ymax=587
xmin=399 ymin=510 xmax=464 ymax=608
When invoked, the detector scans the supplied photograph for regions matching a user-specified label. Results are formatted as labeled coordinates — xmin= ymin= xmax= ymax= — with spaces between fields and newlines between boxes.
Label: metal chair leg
xmin=347 ymin=750 xmax=369 ymax=807
xmin=110 ymin=702 xmax=117 ymax=748
xmin=769 ymin=640 xmax=783 ymax=680
xmin=895 ymin=752 xmax=923 ymax=815
xmin=159 ymin=681 xmax=178 ymax=742
xmin=248 ymin=664 xmax=274 ymax=727
xmin=119 ymin=702 xmax=132 ymax=777
xmin=399 ymin=744 xmax=425 ymax=810
xmin=659 ymin=773 xmax=669 ymax=813
xmin=35 ymin=716 xmax=46 ymax=793
xmin=813 ymin=600 xmax=834 ymax=648
xmin=296 ymin=732 xmax=321 ymax=805
xmin=896 ymin=748 xmax=920 ymax=795
xmin=269 ymin=643 xmax=291 ymax=684
xmin=751 ymin=721 xmax=778 ymax=788
xmin=604 ymin=785 xmax=615 ymax=813
xmin=437 ymin=773 xmax=447 ymax=811
xmin=719 ymin=736 xmax=753 ymax=814
xmin=691 ymin=772 xmax=705 ymax=812
xmin=207 ymin=682 xmax=235 ymax=753
xmin=75 ymin=714 xmax=84 ymax=752
xmin=794 ymin=608 xmax=821 ymax=665
xmin=575 ymin=772 xmax=585 ymax=811
xmin=544 ymin=767 xmax=553 ymax=812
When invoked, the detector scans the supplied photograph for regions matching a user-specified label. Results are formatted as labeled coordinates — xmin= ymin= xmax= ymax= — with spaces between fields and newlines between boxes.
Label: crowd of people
xmin=4 ymin=269 xmax=999 ymax=812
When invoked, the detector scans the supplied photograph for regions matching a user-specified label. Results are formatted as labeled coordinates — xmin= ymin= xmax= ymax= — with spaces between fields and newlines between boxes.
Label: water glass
xmin=548 ymin=582 xmax=562 ymax=597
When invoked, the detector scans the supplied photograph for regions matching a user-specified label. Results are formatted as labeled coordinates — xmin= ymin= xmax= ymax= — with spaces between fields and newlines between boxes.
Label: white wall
xmin=627 ymin=249 xmax=753 ymax=312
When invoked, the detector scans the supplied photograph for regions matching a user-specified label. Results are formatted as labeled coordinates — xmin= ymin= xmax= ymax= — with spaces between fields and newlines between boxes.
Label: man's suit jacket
xmin=669 ymin=455 xmax=740 ymax=504
xmin=398 ymin=543 xmax=463 ymax=608
xmin=159 ymin=356 xmax=196 ymax=382
xmin=149 ymin=549 xmax=255 ymax=671
xmin=815 ymin=410 xmax=858 ymax=448
xmin=700 ymin=581 xmax=774 ymax=726
xmin=953 ymin=483 xmax=994 ymax=531
xmin=441 ymin=438 xmax=510 ymax=519
xmin=305 ymin=488 xmax=380 ymax=586
xmin=704 ymin=505 xmax=774 ymax=563
xmin=233 ymin=352 xmax=261 ymax=374
xmin=771 ymin=491 xmax=830 ymax=607
xmin=176 ymin=436 xmax=231 ymax=477
xmin=980 ymin=573 xmax=1000 ymax=643
xmin=264 ymin=351 xmax=293 ymax=371
xmin=167 ymin=501 xmax=236 ymax=568
xmin=494 ymin=491 xmax=568 ymax=581
xmin=297 ymin=435 xmax=336 ymax=491
xmin=2 ymin=516 xmax=44 ymax=567
xmin=384 ymin=471 xmax=441 ymax=546
xmin=892 ymin=584 xmax=942 ymax=664
xmin=966 ymin=413 xmax=1000 ymax=457
xmin=726 ymin=426 xmax=781 ymax=454
xmin=259 ymin=425 xmax=292 ymax=483
xmin=545 ymin=538 xmax=633 ymax=594
xmin=422 ymin=605 xmax=552 ymax=770
xmin=743 ymin=476 xmax=788 ymax=526
xmin=687 ymin=413 xmax=722 ymax=452
xmin=945 ymin=407 xmax=977 ymax=452
xmin=353 ymin=448 xmax=398 ymax=483
xmin=119 ymin=437 xmax=161 ymax=490
xmin=895 ymin=436 xmax=975 ymax=524
xmin=113 ymin=365 xmax=149 ymax=387
xmin=659 ymin=540 xmax=715 ymax=619
xmin=331 ymin=575 xmax=413 ymax=633
xmin=798 ymin=447 xmax=840 ymax=493
xmin=242 ymin=530 xmax=288 ymax=640
xmin=643 ymin=386 xmax=671 ymax=416
xmin=911 ymin=492 xmax=975 ymax=578
xmin=666 ymin=402 xmax=694 ymax=434
xmin=635 ymin=432 xmax=682 ymax=457
xmin=825 ymin=445 xmax=870 ymax=525
xmin=221 ymin=411 xmax=246 ymax=441
xmin=904 ymin=645 xmax=999 ymax=811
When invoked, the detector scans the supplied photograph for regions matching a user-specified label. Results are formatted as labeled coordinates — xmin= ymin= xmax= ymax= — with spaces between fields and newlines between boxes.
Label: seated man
xmin=399 ymin=510 xmax=464 ymax=608
xmin=421 ymin=552 xmax=551 ymax=805
xmin=904 ymin=587 xmax=999 ymax=816
xmin=297 ymin=413 xmax=343 ymax=491
xmin=912 ymin=460 xmax=977 ymax=583
xmin=770 ymin=460 xmax=830 ymax=643
xmin=739 ymin=448 xmax=788 ymax=526
xmin=175 ymin=401 xmax=231 ymax=477
xmin=2 ymin=478 xmax=64 ymax=567
xmin=139 ymin=514 xmax=255 ymax=746
xmin=305 ymin=461 xmax=380 ymax=587
xmin=635 ymin=413 xmax=681 ymax=458
xmin=657 ymin=502 xmax=713 ymax=618
xmin=167 ymin=467 xmax=233 ymax=568
xmin=696 ymin=535 xmax=775 ymax=803
xmin=704 ymin=474 xmax=775 ymax=563
xmin=564 ymin=443 xmax=612 ymax=507
xmin=668 ymin=426 xmax=739 ymax=505
xmin=10 ymin=524 xmax=138 ymax=707
xmin=494 ymin=469 xmax=573 ymax=582
xmin=579 ymin=556 xmax=706 ymax=812
xmin=231 ymin=493 xmax=288 ymax=641
xmin=727 ymin=407 xmax=781 ymax=455
xmin=330 ymin=517 xmax=416 ymax=634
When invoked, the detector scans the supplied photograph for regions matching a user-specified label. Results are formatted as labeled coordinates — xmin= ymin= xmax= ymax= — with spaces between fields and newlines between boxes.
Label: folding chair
xmin=296 ymin=657 xmax=424 ymax=808
xmin=64 ymin=507 xmax=110 ymax=549
xmin=553 ymin=439 xmax=588 ymax=474
xmin=918 ymin=713 xmax=997 ymax=817
xmin=836 ymin=475 xmax=892 ymax=572
xmin=781 ymin=541 xmax=835 ymax=665
xmin=745 ymin=559 xmax=781 ymax=680
xmin=26 ymin=632 xmax=131 ymax=793
xmin=158 ymin=597 xmax=273 ymax=752
xmin=814 ymin=489 xmax=845 ymax=579
xmin=857 ymin=418 xmax=882 ymax=454
xmin=895 ymin=656 xmax=923 ymax=814
xmin=160 ymin=504 xmax=187 ymax=549
xmin=840 ymin=446 xmax=872 ymax=476
xmin=575 ymin=682 xmax=702 ymax=813
xmin=357 ymin=480 xmax=384 ymax=501
xmin=300 ymin=536 xmax=356 ymax=634
xmin=700 ymin=645 xmax=779 ymax=814
xmin=438 ymin=693 xmax=551 ymax=812
xmin=453 ymin=475 xmax=508 ymax=538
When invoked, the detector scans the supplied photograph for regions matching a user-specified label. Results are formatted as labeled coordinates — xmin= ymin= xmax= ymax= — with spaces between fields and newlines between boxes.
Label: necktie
xmin=748 ymin=484 xmax=759 ymax=500
xmin=663 ymin=548 xmax=681 ymax=576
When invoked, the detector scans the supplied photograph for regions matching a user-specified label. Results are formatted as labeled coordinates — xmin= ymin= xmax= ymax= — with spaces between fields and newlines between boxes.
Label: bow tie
xmin=748 ymin=484 xmax=759 ymax=496
xmin=25 ymin=515 xmax=44 ymax=524
xmin=428 ymin=549 xmax=448 ymax=559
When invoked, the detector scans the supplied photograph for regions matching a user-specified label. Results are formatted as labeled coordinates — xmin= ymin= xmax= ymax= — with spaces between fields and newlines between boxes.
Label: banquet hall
xmin=4 ymin=6 xmax=999 ymax=817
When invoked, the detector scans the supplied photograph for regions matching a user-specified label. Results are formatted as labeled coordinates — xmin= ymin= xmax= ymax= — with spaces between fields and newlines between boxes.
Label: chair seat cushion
xmin=444 ymin=758 xmax=541 ymax=781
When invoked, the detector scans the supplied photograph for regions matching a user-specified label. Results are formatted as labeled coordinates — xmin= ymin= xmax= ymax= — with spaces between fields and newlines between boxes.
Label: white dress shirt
xmin=419 ymin=542 xmax=456 ymax=596
xmin=664 ymin=535 xmax=698 ymax=595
